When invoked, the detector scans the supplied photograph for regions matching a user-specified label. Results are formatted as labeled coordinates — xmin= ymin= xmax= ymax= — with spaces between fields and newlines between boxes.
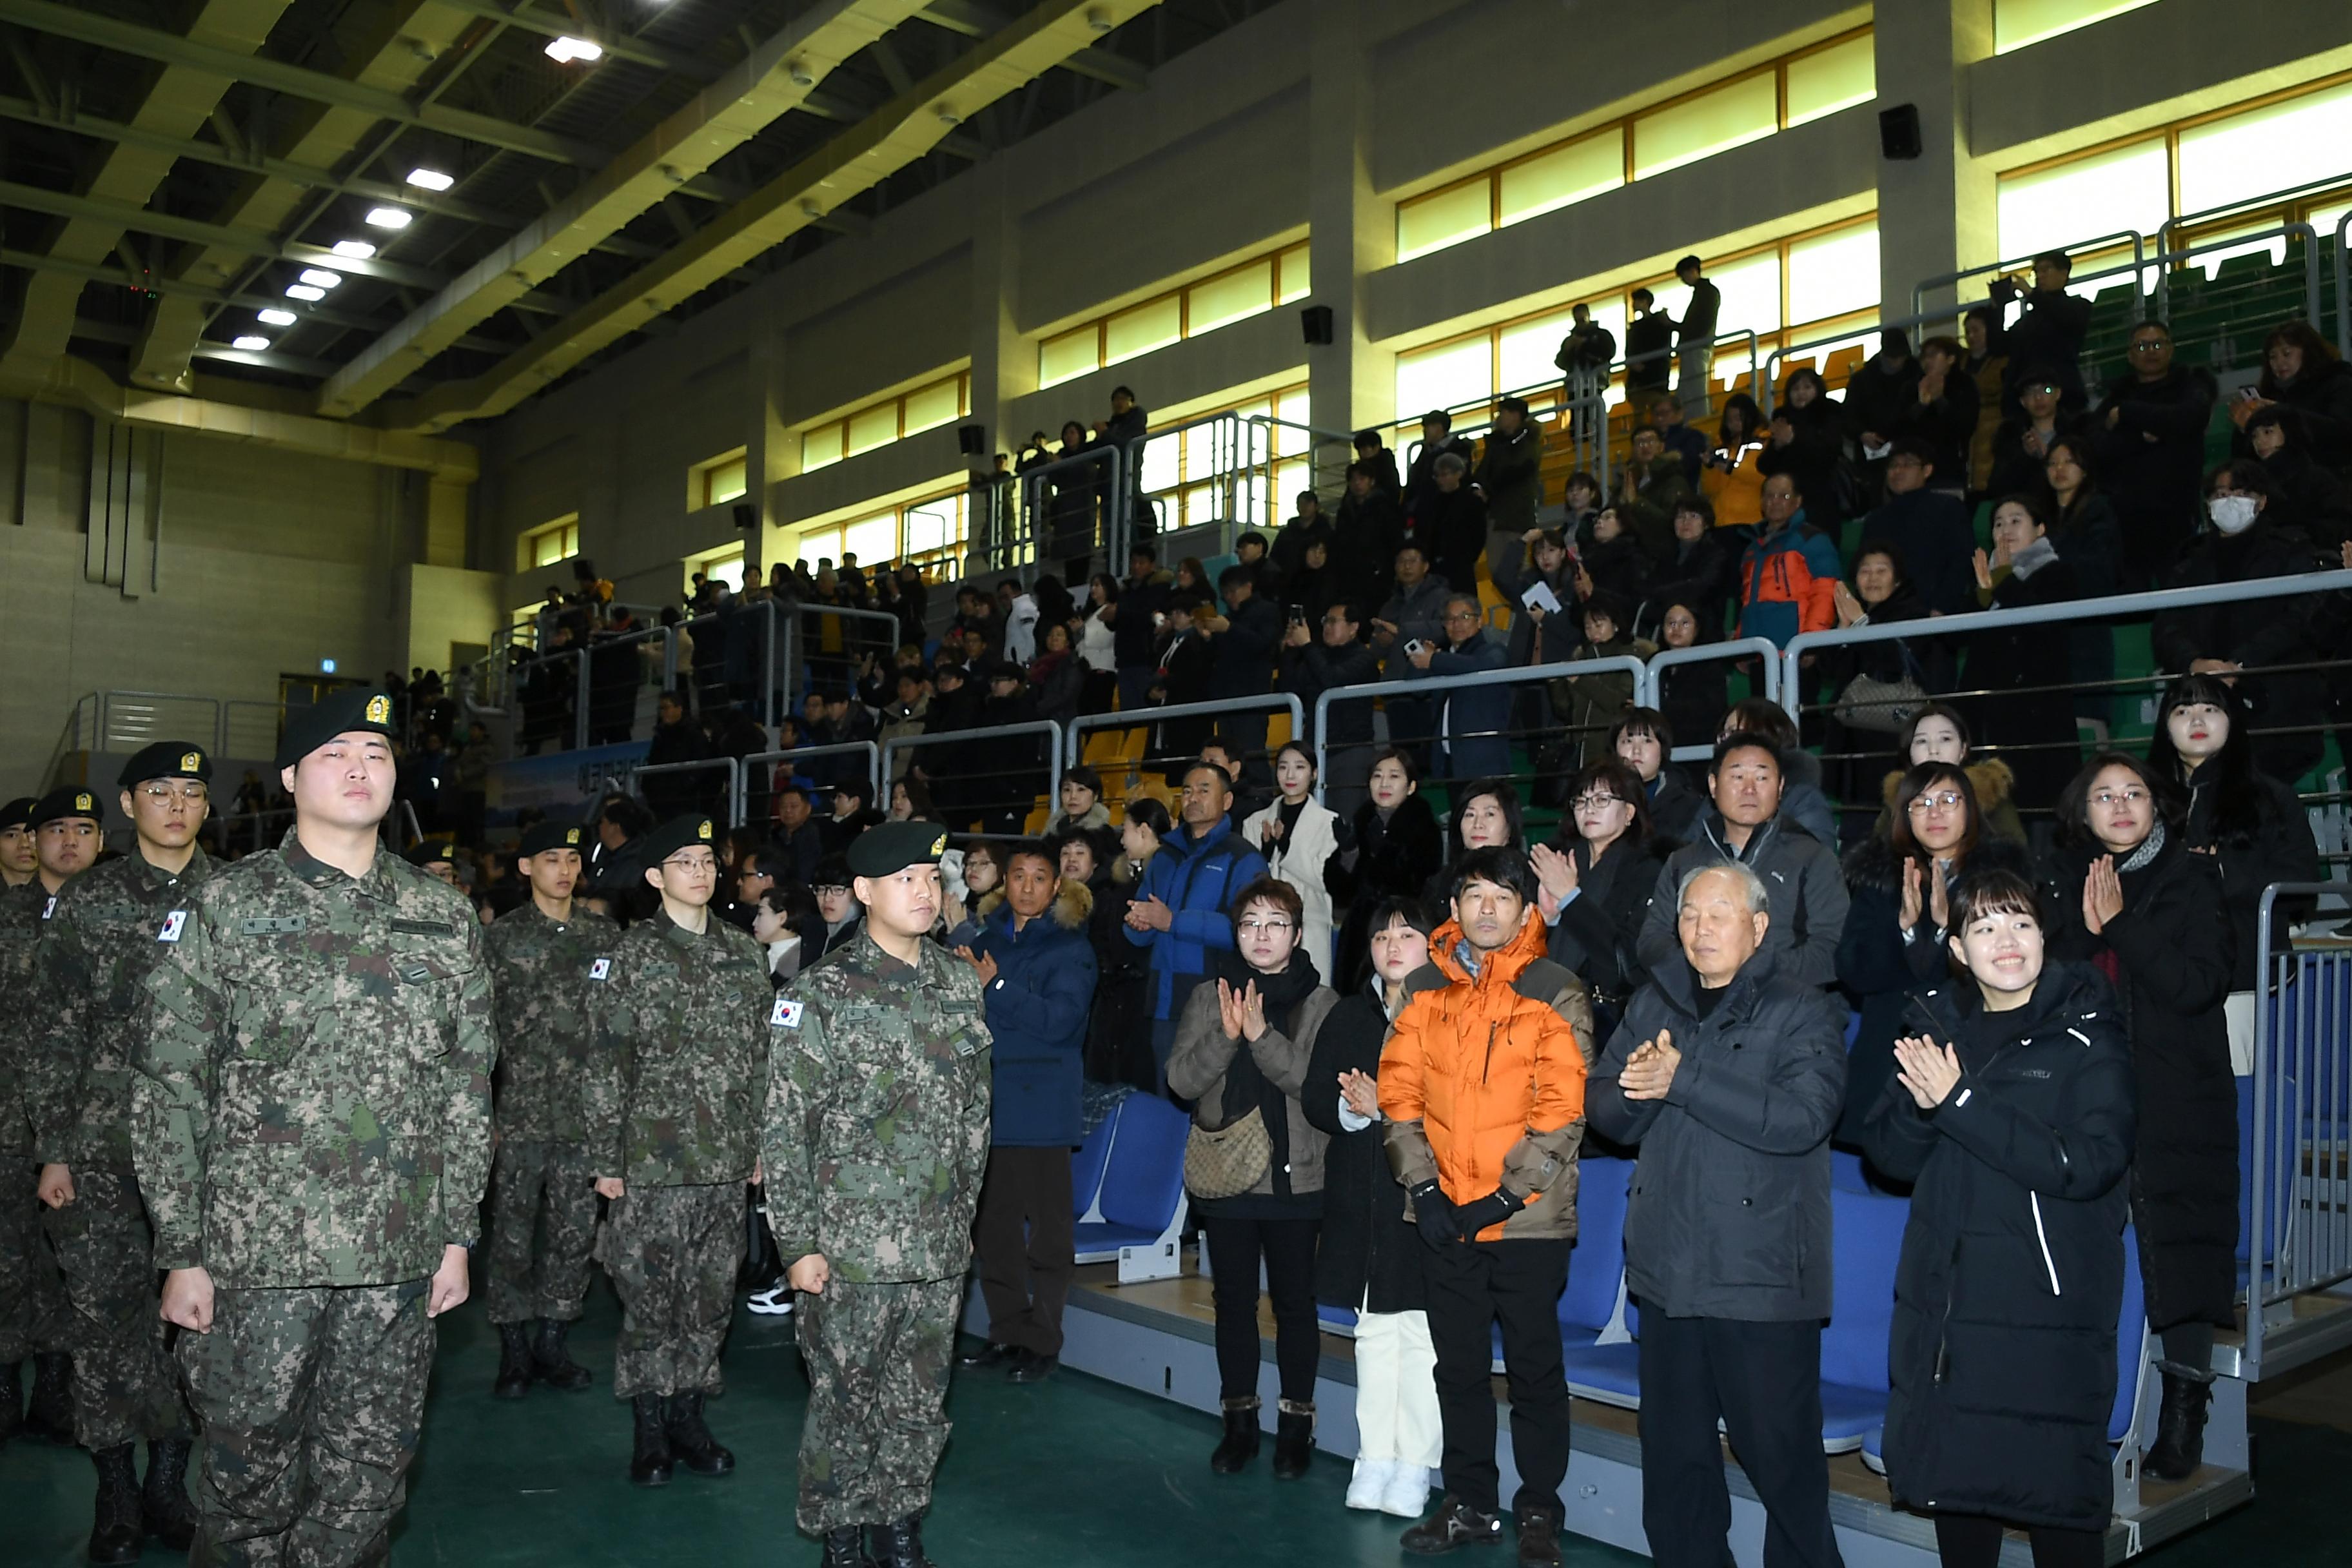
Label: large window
xmin=1133 ymin=385 xmax=1313 ymax=533
xmin=520 ymin=514 xmax=579 ymax=571
xmin=796 ymin=485 xmax=971 ymax=578
xmin=801 ymin=373 xmax=970 ymax=473
xmin=687 ymin=545 xmax=747 ymax=593
xmin=1992 ymin=0 xmax=2159 ymax=54
xmin=1391 ymin=215 xmax=1881 ymax=421
xmin=1396 ymin=29 xmax=1874 ymax=263
xmin=1038 ymin=242 xmax=1311 ymax=390
xmin=692 ymin=450 xmax=747 ymax=511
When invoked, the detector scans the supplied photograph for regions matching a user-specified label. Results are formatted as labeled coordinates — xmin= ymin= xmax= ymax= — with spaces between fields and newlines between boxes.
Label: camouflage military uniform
xmin=583 ymin=910 xmax=769 ymax=1400
xmin=761 ymin=930 xmax=993 ymax=1536
xmin=1 ymin=881 xmax=70 ymax=1374
xmin=133 ymin=831 xmax=493 ymax=1566
xmin=26 ymin=845 xmax=208 ymax=1451
xmin=482 ymin=900 xmax=618 ymax=1326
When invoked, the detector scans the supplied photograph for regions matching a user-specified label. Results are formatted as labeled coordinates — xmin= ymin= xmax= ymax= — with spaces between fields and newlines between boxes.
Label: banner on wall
xmin=485 ymin=741 xmax=650 ymax=823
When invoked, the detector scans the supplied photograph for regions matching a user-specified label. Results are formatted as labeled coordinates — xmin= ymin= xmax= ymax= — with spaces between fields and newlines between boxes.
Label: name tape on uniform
xmin=771 ymin=997 xmax=803 ymax=1028
xmin=157 ymin=910 xmax=188 ymax=944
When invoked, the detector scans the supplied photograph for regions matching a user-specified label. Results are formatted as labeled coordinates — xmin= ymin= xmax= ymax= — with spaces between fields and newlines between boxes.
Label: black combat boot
xmin=1208 ymin=1395 xmax=1260 ymax=1474
xmin=86 ymin=1444 xmax=144 ymax=1565
xmin=493 ymin=1324 xmax=534 ymax=1400
xmin=821 ymin=1525 xmax=875 ymax=1568
xmin=0 ymin=1359 xmax=22 ymax=1447
xmin=24 ymin=1352 xmax=75 ymax=1444
xmin=1271 ymin=1398 xmax=1315 ymax=1479
xmin=2144 ymin=1372 xmax=2212 ymax=1481
xmin=627 ymin=1393 xmax=672 ymax=1486
xmin=665 ymin=1390 xmax=735 ymax=1476
xmin=142 ymin=1436 xmax=199 ymax=1550
xmin=531 ymin=1318 xmax=593 ymax=1391
xmin=868 ymin=1514 xmax=936 ymax=1568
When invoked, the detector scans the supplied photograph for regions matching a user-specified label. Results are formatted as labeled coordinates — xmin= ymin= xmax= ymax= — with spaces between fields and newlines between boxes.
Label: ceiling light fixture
xmin=285 ymin=284 xmax=326 ymax=301
xmin=936 ymin=104 xmax=963 ymax=127
xmin=257 ymin=308 xmax=297 ymax=326
xmin=545 ymin=36 xmax=602 ymax=63
xmin=330 ymin=240 xmax=377 ymax=259
xmin=231 ymin=335 xmax=271 ymax=351
xmin=1086 ymin=5 xmax=1113 ymax=30
xmin=298 ymin=268 xmax=344 ymax=288
xmin=787 ymin=57 xmax=814 ymax=86
xmin=406 ymin=167 xmax=455 ymax=192
xmin=364 ymin=206 xmax=413 ymax=230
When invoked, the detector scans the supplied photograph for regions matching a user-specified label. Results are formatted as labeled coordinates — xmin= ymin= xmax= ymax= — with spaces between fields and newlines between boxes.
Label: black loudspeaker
xmin=1879 ymin=104 xmax=1922 ymax=161
xmin=1300 ymin=304 xmax=1334 ymax=345
xmin=731 ymin=502 xmax=755 ymax=531
xmin=956 ymin=422 xmax=986 ymax=456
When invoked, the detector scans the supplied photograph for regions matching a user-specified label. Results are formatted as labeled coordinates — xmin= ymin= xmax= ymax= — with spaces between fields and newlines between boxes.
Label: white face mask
xmin=2209 ymin=494 xmax=2260 ymax=535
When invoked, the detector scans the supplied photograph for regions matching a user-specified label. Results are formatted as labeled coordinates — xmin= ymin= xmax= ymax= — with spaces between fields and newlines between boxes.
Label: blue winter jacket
xmin=971 ymin=883 xmax=1099 ymax=1147
xmin=1404 ymin=630 xmax=1511 ymax=781
xmin=1123 ymin=817 xmax=1269 ymax=1022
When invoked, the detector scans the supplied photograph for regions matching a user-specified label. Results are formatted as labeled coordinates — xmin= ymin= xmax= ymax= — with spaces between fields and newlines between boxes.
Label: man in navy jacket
xmin=1403 ymin=594 xmax=1511 ymax=783
xmin=1122 ymin=763 xmax=1268 ymax=1086
xmin=957 ymin=846 xmax=1097 ymax=1382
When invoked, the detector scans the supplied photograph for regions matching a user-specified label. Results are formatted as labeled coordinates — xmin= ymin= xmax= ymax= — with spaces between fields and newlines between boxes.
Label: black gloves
xmin=1453 ymin=1188 xmax=1526 ymax=1239
xmin=1409 ymin=1181 xmax=1458 ymax=1246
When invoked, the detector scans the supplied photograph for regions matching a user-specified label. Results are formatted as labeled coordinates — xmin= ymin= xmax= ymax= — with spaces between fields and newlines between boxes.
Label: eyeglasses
xmin=1906 ymin=790 xmax=1965 ymax=813
xmin=1445 ymin=611 xmax=1479 ymax=623
xmin=664 ymin=855 xmax=718 ymax=873
xmin=139 ymin=784 xmax=209 ymax=805
xmin=2090 ymin=788 xmax=2150 ymax=808
xmin=812 ymin=885 xmax=851 ymax=897
xmin=1571 ymin=794 xmax=1627 ymax=812
xmin=2128 ymin=340 xmax=2167 ymax=353
xmin=1236 ymin=918 xmax=1294 ymax=935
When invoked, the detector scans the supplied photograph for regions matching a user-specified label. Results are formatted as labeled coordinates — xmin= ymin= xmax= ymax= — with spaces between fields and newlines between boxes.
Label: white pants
xmin=2226 ymin=990 xmax=2257 ymax=1076
xmin=1355 ymin=1304 xmax=1443 ymax=1469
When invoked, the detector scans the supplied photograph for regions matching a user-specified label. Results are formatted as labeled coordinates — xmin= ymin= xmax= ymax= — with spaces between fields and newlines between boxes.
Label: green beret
xmin=638 ymin=813 xmax=719 ymax=865
xmin=520 ymin=820 xmax=587 ymax=857
xmin=118 ymin=741 xmax=213 ymax=790
xmin=33 ymin=785 xmax=104 ymax=828
xmin=0 ymin=797 xmax=34 ymax=833
xmin=404 ymin=838 xmax=458 ymax=868
xmin=847 ymin=819 xmax=950 ymax=878
xmin=275 ymin=687 xmax=397 ymax=769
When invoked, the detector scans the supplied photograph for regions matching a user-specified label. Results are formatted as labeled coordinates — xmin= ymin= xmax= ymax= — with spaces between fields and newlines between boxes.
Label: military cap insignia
xmin=771 ymin=997 xmax=803 ymax=1028
xmin=180 ymin=750 xmax=203 ymax=772
xmin=931 ymin=831 xmax=948 ymax=856
xmin=365 ymin=694 xmax=391 ymax=725
xmin=74 ymin=792 xmax=93 ymax=812
xmin=565 ymin=827 xmax=581 ymax=845
xmin=589 ymin=958 xmax=612 ymax=981
xmin=157 ymin=910 xmax=188 ymax=944
xmin=697 ymin=819 xmax=713 ymax=841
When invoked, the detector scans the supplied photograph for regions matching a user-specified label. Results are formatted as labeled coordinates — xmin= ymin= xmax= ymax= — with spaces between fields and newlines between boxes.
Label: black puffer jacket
xmin=1302 ymin=978 xmax=1444 ymax=1313
xmin=1864 ymin=962 xmax=2134 ymax=1532
xmin=2180 ymin=764 xmax=2322 ymax=992
xmin=2153 ymin=516 xmax=2331 ymax=783
xmin=1544 ymin=833 xmax=1671 ymax=1012
xmin=2043 ymin=832 xmax=2237 ymax=1332
xmin=1324 ymin=795 xmax=1444 ymax=992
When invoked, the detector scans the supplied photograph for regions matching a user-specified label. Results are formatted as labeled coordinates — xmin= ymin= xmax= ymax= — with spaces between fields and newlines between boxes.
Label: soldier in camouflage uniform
xmin=28 ymin=746 xmax=213 ymax=1560
xmin=583 ymin=812 xmax=769 ymax=1487
xmin=763 ymin=819 xmax=994 ymax=1568
xmin=4 ymin=786 xmax=100 ymax=1450
xmin=131 ymin=690 xmax=493 ymax=1568
xmin=0 ymin=794 xmax=36 ymax=888
xmin=482 ymin=818 xmax=617 ymax=1400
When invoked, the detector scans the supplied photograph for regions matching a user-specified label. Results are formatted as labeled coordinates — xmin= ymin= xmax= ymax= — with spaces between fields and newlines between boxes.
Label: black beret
xmin=0 ymin=797 xmax=35 ymax=833
xmin=275 ymin=687 xmax=398 ymax=769
xmin=118 ymin=741 xmax=213 ymax=790
xmin=638 ymin=813 xmax=718 ymax=865
xmin=520 ymin=820 xmax=587 ymax=857
xmin=404 ymin=838 xmax=458 ymax=868
xmin=33 ymin=785 xmax=103 ymax=828
xmin=847 ymin=819 xmax=949 ymax=878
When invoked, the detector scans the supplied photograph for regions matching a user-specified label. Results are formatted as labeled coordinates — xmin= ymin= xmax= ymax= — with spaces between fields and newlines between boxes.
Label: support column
xmin=425 ymin=476 xmax=471 ymax=569
xmin=1872 ymin=0 xmax=1999 ymax=322
xmin=966 ymin=157 xmax=1026 ymax=571
xmin=1305 ymin=0 xmax=1393 ymax=448
xmin=749 ymin=311 xmax=792 ymax=580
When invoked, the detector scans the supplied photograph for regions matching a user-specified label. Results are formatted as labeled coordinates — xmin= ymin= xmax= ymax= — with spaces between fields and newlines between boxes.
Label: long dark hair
xmin=2055 ymin=751 xmax=2179 ymax=850
xmin=1565 ymin=758 xmax=1654 ymax=852
xmin=2144 ymin=673 xmax=2264 ymax=848
xmin=1889 ymin=761 xmax=1980 ymax=871
xmin=1449 ymin=777 xmax=1524 ymax=859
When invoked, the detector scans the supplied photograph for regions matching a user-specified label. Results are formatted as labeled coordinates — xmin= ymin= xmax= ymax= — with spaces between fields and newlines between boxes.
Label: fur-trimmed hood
xmin=975 ymin=876 xmax=1094 ymax=932
xmin=1878 ymin=756 xmax=2015 ymax=814
xmin=1841 ymin=820 xmax=2037 ymax=894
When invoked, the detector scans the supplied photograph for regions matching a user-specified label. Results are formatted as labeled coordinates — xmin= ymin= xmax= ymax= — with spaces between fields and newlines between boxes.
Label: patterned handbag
xmin=1182 ymin=1106 xmax=1273 ymax=1200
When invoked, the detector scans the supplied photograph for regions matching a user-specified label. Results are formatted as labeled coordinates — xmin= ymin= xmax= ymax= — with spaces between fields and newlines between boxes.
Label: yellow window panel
xmin=1632 ymin=74 xmax=1776 ymax=179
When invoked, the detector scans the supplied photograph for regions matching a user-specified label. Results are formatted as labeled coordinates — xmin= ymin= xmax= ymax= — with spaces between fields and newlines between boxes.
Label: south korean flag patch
xmin=157 ymin=910 xmax=188 ymax=944
xmin=770 ymin=997 xmax=803 ymax=1029
xmin=588 ymin=957 xmax=612 ymax=982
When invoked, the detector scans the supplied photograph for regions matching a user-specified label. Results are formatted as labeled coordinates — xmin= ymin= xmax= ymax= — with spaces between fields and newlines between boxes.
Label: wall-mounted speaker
xmin=1879 ymin=104 xmax=1922 ymax=161
xmin=956 ymin=422 xmax=986 ymax=456
xmin=1300 ymin=305 xmax=1334 ymax=346
xmin=731 ymin=502 xmax=755 ymax=531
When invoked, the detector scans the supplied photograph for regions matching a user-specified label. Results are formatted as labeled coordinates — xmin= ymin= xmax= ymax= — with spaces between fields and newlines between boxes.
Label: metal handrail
xmin=1014 ymin=443 xmax=1129 ymax=577
xmin=882 ymin=720 xmax=1065 ymax=831
xmin=631 ymin=756 xmax=743 ymax=830
xmin=1242 ymin=415 xmax=1360 ymax=518
xmin=1776 ymin=568 xmax=2352 ymax=721
xmin=2151 ymin=222 xmax=2321 ymax=329
xmin=1066 ymin=692 xmax=1302 ymax=769
xmin=2158 ymin=172 xmax=2352 ymax=253
xmin=1130 ymin=411 xmax=1248 ymax=558
xmin=1309 ymin=652 xmax=1647 ymax=804
xmin=742 ymin=741 xmax=883 ymax=820
xmin=1759 ymin=303 xmax=1959 ymax=416
xmin=2337 ymin=210 xmax=2351 ymax=360
xmin=1909 ymin=230 xmax=2148 ymax=321
xmin=1640 ymin=638 xmax=1783 ymax=761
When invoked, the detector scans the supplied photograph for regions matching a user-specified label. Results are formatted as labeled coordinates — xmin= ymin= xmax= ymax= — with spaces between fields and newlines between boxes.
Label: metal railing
xmin=1640 ymin=638 xmax=1783 ymax=763
xmin=1759 ymin=304 xmax=1957 ymax=417
xmin=1909 ymin=230 xmax=2148 ymax=321
xmin=882 ymin=720 xmax=1064 ymax=835
xmin=630 ymin=757 xmax=742 ymax=830
xmin=2243 ymin=882 xmax=2352 ymax=1381
xmin=2151 ymin=222 xmax=2321 ymax=332
xmin=1012 ymin=442 xmax=1130 ymax=576
xmin=1244 ymin=415 xmax=1359 ymax=518
xmin=1134 ymin=411 xmax=1250 ymax=558
xmin=2337 ymin=210 xmax=2351 ymax=359
xmin=1066 ymin=692 xmax=1302 ymax=770
xmin=745 ymin=741 xmax=883 ymax=824
xmin=2156 ymin=172 xmax=2352 ymax=256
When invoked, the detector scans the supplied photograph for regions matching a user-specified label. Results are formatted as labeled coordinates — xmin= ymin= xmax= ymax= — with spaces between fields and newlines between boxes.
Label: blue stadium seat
xmin=1071 ymin=1104 xmax=1119 ymax=1224
xmin=1554 ymin=1155 xmax=1641 ymax=1404
xmin=1830 ymin=1149 xmax=1873 ymax=1194
xmin=1318 ymin=1303 xmax=1358 ymax=1337
xmin=1072 ymin=1093 xmax=1190 ymax=1282
xmin=1820 ymin=1188 xmax=1906 ymax=1452
xmin=1560 ymin=1299 xmax=1642 ymax=1409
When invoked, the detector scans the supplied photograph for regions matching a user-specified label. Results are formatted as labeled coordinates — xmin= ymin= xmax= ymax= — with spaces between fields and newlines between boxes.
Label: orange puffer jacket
xmin=1378 ymin=911 xmax=1592 ymax=1242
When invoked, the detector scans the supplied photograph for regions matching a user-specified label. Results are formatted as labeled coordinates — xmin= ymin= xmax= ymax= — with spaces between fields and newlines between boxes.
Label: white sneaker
xmin=1380 ymin=1465 xmax=1431 ymax=1518
xmin=745 ymin=1284 xmax=794 ymax=1316
xmin=1346 ymin=1457 xmax=1396 ymax=1511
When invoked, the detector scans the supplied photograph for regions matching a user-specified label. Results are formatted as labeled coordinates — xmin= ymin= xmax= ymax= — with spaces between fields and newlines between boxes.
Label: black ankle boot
xmin=0 ymin=1359 xmax=22 ymax=1448
xmin=87 ymin=1444 xmax=144 ymax=1565
xmin=1209 ymin=1396 xmax=1261 ymax=1474
xmin=493 ymin=1324 xmax=534 ymax=1400
xmin=24 ymin=1352 xmax=74 ymax=1444
xmin=2145 ymin=1372 xmax=2212 ymax=1481
xmin=627 ymin=1393 xmax=672 ymax=1486
xmin=821 ymin=1525 xmax=874 ymax=1568
xmin=531 ymin=1318 xmax=593 ymax=1391
xmin=868 ymin=1514 xmax=936 ymax=1568
xmin=142 ymin=1436 xmax=198 ymax=1549
xmin=1271 ymin=1398 xmax=1315 ymax=1479
xmin=665 ymin=1390 xmax=734 ymax=1476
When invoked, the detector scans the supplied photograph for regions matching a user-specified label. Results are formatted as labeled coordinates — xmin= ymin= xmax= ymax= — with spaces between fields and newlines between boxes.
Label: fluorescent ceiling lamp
xmin=330 ymin=240 xmax=377 ymax=259
xmin=545 ymin=36 xmax=602 ymax=63
xmin=256 ymin=308 xmax=297 ymax=326
xmin=298 ymin=268 xmax=344 ymax=288
xmin=231 ymin=335 xmax=270 ymax=351
xmin=364 ymin=207 xmax=413 ymax=230
xmin=406 ymin=168 xmax=455 ymax=192
xmin=284 ymin=284 xmax=326 ymax=301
